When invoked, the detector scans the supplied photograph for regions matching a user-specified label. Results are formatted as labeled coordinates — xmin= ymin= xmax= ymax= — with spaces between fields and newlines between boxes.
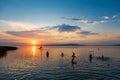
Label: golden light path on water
xmin=32 ymin=46 xmax=36 ymax=56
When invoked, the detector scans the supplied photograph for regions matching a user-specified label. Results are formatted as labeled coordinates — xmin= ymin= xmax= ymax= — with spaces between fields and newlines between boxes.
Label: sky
xmin=0 ymin=0 xmax=120 ymax=45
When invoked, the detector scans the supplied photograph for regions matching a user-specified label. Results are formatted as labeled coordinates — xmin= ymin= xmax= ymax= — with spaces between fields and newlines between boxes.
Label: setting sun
xmin=32 ymin=40 xmax=37 ymax=45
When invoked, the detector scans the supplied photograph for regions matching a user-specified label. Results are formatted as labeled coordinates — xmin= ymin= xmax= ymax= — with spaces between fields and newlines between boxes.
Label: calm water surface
xmin=0 ymin=46 xmax=120 ymax=80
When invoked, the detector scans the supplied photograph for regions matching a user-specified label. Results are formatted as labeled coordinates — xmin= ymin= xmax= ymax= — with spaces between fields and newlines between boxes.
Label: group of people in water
xmin=89 ymin=53 xmax=104 ymax=62
xmin=44 ymin=48 xmax=110 ymax=69
xmin=46 ymin=50 xmax=106 ymax=64
xmin=45 ymin=51 xmax=77 ymax=65
xmin=89 ymin=53 xmax=105 ymax=60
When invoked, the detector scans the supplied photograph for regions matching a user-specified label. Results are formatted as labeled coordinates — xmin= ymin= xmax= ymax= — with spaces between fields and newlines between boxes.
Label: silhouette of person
xmin=46 ymin=51 xmax=49 ymax=58
xmin=89 ymin=54 xmax=93 ymax=63
xmin=89 ymin=54 xmax=92 ymax=59
xmin=101 ymin=55 xmax=104 ymax=59
xmin=71 ymin=54 xmax=77 ymax=69
xmin=61 ymin=52 xmax=64 ymax=57
xmin=72 ymin=52 xmax=76 ymax=58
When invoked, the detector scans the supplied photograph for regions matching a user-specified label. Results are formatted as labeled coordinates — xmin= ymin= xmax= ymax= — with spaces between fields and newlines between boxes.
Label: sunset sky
xmin=0 ymin=0 xmax=120 ymax=45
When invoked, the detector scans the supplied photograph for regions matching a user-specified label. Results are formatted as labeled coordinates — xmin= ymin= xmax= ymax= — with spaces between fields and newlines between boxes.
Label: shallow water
xmin=0 ymin=46 xmax=120 ymax=80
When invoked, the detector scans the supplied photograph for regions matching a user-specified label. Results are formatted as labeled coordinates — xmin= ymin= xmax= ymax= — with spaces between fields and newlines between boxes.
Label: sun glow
xmin=32 ymin=40 xmax=37 ymax=45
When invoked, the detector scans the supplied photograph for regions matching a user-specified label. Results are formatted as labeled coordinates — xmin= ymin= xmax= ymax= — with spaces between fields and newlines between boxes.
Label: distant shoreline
xmin=42 ymin=44 xmax=120 ymax=46
xmin=0 ymin=44 xmax=120 ymax=47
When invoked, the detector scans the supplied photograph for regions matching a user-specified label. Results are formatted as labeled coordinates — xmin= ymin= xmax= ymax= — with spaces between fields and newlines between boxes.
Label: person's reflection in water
xmin=89 ymin=54 xmax=93 ymax=63
xmin=71 ymin=52 xmax=77 ymax=69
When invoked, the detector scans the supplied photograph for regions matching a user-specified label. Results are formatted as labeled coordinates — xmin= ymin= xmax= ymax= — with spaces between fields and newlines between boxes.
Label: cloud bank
xmin=78 ymin=31 xmax=99 ymax=35
xmin=62 ymin=17 xmax=107 ymax=25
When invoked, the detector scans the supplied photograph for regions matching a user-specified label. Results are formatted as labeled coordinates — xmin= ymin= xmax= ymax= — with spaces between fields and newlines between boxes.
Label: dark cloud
xmin=77 ymin=31 xmax=99 ymax=35
xmin=37 ymin=24 xmax=81 ymax=32
xmin=51 ymin=24 xmax=81 ymax=32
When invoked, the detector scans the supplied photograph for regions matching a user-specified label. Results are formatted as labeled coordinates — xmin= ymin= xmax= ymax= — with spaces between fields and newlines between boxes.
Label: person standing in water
xmin=89 ymin=54 xmax=92 ymax=59
xmin=46 ymin=51 xmax=49 ymax=58
xmin=61 ymin=52 xmax=64 ymax=57
xmin=71 ymin=52 xmax=77 ymax=69
xmin=89 ymin=53 xmax=93 ymax=63
xmin=72 ymin=52 xmax=76 ymax=58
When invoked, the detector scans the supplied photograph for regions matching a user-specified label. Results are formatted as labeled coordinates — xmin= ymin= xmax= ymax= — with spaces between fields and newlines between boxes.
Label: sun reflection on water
xmin=32 ymin=46 xmax=36 ymax=56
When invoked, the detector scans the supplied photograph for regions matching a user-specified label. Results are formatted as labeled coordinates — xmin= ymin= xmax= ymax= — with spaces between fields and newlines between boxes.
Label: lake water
xmin=0 ymin=46 xmax=120 ymax=80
